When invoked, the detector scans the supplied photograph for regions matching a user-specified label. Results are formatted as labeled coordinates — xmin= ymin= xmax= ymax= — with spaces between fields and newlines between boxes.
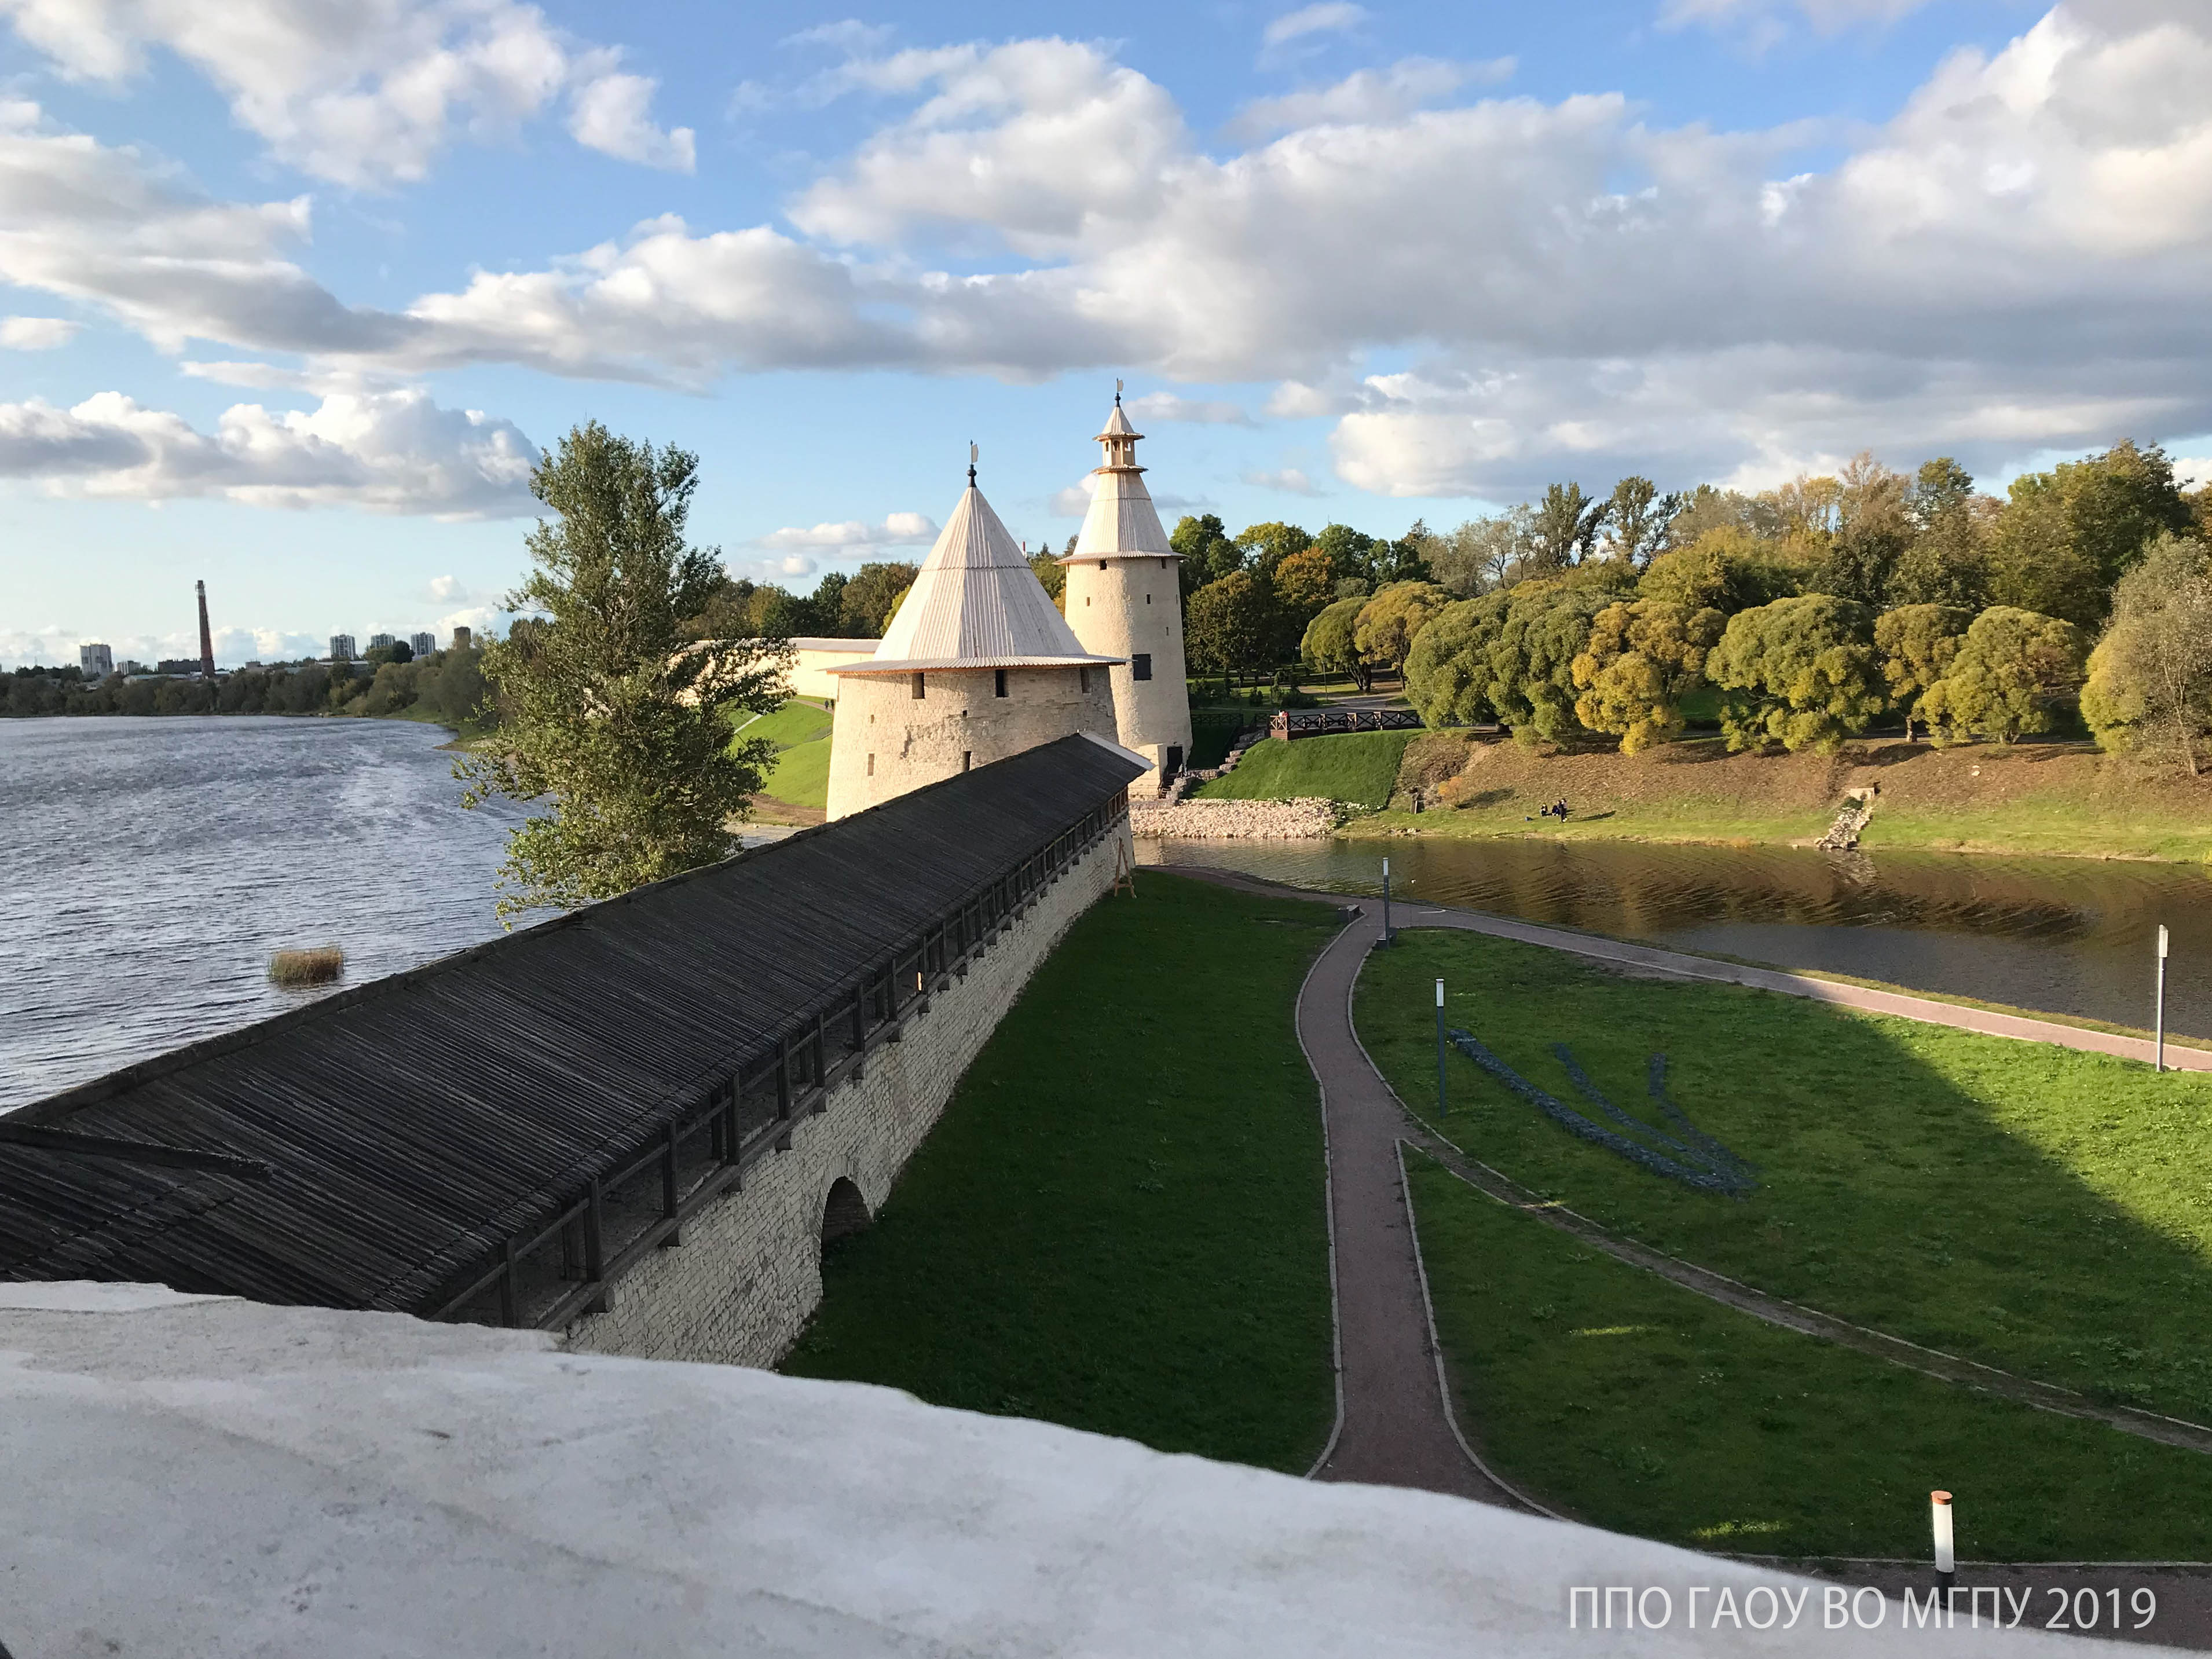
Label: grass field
xmin=1349 ymin=736 xmax=2212 ymax=862
xmin=735 ymin=699 xmax=835 ymax=812
xmin=782 ymin=873 xmax=1341 ymax=1472
xmin=735 ymin=698 xmax=834 ymax=749
xmin=1407 ymin=1152 xmax=2212 ymax=1559
xmin=1194 ymin=731 xmax=1415 ymax=809
xmin=1357 ymin=931 xmax=2212 ymax=1424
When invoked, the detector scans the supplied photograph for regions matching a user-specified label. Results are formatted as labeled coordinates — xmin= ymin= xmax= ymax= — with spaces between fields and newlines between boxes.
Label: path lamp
xmin=2156 ymin=925 xmax=2170 ymax=1074
xmin=1930 ymin=1490 xmax=1955 ymax=1601
xmin=1381 ymin=857 xmax=1394 ymax=947
xmin=1435 ymin=979 xmax=1448 ymax=1117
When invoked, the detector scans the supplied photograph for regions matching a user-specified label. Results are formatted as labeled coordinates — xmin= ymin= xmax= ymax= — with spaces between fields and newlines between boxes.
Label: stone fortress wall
xmin=825 ymin=666 xmax=1118 ymax=821
xmin=564 ymin=819 xmax=1132 ymax=1368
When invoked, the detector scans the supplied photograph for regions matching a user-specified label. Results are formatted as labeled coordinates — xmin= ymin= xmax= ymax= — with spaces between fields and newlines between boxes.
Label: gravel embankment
xmin=1129 ymin=797 xmax=1343 ymax=838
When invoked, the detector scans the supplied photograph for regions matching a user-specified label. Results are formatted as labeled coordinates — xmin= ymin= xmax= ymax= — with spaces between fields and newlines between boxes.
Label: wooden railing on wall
xmin=1269 ymin=708 xmax=1424 ymax=740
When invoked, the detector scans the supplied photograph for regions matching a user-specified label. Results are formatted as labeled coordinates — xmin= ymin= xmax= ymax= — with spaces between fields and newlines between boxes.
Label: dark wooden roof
xmin=0 ymin=735 xmax=1142 ymax=1314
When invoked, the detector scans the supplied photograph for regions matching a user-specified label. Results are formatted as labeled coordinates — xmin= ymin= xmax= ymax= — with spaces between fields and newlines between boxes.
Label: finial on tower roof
xmin=968 ymin=440 xmax=978 ymax=486
xmin=1115 ymin=378 xmax=1123 ymax=406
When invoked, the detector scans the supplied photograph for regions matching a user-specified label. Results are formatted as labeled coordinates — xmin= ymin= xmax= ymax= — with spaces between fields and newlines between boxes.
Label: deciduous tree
xmin=2082 ymin=534 xmax=2212 ymax=776
xmin=1170 ymin=513 xmax=1242 ymax=598
xmin=1570 ymin=598 xmax=1724 ymax=753
xmin=1301 ymin=594 xmax=1374 ymax=691
xmin=1352 ymin=580 xmax=1448 ymax=679
xmin=1186 ymin=569 xmax=1276 ymax=680
xmin=1707 ymin=594 xmax=1883 ymax=753
xmin=1918 ymin=606 xmax=2086 ymax=745
xmin=1987 ymin=440 xmax=2191 ymax=628
xmin=459 ymin=422 xmax=789 ymax=920
xmin=1873 ymin=603 xmax=1973 ymax=741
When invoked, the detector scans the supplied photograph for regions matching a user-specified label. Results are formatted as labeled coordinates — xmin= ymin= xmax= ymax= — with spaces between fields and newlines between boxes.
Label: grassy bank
xmin=782 ymin=872 xmax=1341 ymax=1472
xmin=1193 ymin=730 xmax=1415 ymax=809
xmin=733 ymin=698 xmax=833 ymax=814
xmin=1408 ymin=1152 xmax=2212 ymax=1559
xmin=1351 ymin=737 xmax=2212 ymax=862
xmin=1357 ymin=931 xmax=2212 ymax=1424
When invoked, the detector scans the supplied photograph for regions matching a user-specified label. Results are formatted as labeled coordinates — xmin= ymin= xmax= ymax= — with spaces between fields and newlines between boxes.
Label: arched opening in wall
xmin=821 ymin=1177 xmax=871 ymax=1255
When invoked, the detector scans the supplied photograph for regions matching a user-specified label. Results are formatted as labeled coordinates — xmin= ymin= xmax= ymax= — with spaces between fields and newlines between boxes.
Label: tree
xmin=1707 ymin=594 xmax=1883 ymax=753
xmin=1403 ymin=595 xmax=1507 ymax=727
xmin=1302 ymin=595 xmax=1374 ymax=691
xmin=1872 ymin=604 xmax=1973 ymax=741
xmin=1026 ymin=549 xmax=1067 ymax=611
xmin=1352 ymin=581 xmax=1448 ymax=679
xmin=1988 ymin=440 xmax=2191 ymax=628
xmin=1430 ymin=508 xmax=1535 ymax=595
xmin=1185 ymin=569 xmax=1276 ymax=680
xmin=1530 ymin=482 xmax=1606 ymax=570
xmin=1811 ymin=452 xmax=1912 ymax=605
xmin=1271 ymin=544 xmax=1337 ymax=624
xmin=1889 ymin=459 xmax=1994 ymax=609
xmin=1236 ymin=519 xmax=1312 ymax=574
xmin=1170 ymin=513 xmax=1241 ymax=598
xmin=1596 ymin=477 xmax=1681 ymax=567
xmin=1918 ymin=606 xmax=2085 ymax=745
xmin=1570 ymin=598 xmax=1724 ymax=753
xmin=1639 ymin=526 xmax=1805 ymax=616
xmin=457 ymin=423 xmax=790 ymax=920
xmin=841 ymin=561 xmax=921 ymax=635
xmin=2082 ymin=533 xmax=2212 ymax=776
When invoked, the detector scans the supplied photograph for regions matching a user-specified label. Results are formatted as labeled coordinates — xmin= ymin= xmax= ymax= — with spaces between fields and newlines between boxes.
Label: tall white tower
xmin=1060 ymin=391 xmax=1193 ymax=796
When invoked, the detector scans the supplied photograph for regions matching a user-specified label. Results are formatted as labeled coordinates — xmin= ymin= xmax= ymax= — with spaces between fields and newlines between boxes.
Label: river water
xmin=1143 ymin=836 xmax=2212 ymax=1041
xmin=1 ymin=717 xmax=533 ymax=1111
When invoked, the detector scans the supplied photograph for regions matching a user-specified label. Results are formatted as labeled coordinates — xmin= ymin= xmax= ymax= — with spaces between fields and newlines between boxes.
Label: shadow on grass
xmin=1359 ymin=931 xmax=2212 ymax=1426
xmin=781 ymin=872 xmax=1341 ymax=1474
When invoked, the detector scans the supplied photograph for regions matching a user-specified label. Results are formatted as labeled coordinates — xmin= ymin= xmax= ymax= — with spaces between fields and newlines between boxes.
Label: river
xmin=1142 ymin=836 xmax=2212 ymax=1041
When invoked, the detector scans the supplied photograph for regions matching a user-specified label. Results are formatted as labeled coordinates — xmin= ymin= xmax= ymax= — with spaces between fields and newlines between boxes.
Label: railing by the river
xmin=1269 ymin=708 xmax=1425 ymax=741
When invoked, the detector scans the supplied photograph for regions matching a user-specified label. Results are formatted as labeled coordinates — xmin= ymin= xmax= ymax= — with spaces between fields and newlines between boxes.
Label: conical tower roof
xmin=1064 ymin=393 xmax=1173 ymax=564
xmin=834 ymin=479 xmax=1118 ymax=676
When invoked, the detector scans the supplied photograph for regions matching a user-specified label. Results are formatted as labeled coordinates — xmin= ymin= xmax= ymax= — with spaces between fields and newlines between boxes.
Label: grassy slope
xmin=782 ymin=873 xmax=1340 ymax=1473
xmin=738 ymin=698 xmax=833 ymax=749
xmin=1194 ymin=731 xmax=1415 ymax=809
xmin=1357 ymin=931 xmax=2212 ymax=1423
xmin=761 ymin=737 xmax=830 ymax=809
xmin=1408 ymin=1153 xmax=2212 ymax=1560
xmin=1352 ymin=737 xmax=2212 ymax=861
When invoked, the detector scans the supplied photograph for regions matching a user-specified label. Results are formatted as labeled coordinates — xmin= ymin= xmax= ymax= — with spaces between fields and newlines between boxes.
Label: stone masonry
xmin=563 ymin=821 xmax=1132 ymax=1369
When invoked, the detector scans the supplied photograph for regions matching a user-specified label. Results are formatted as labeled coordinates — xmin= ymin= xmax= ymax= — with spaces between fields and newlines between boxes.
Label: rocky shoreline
xmin=1129 ymin=797 xmax=1345 ymax=839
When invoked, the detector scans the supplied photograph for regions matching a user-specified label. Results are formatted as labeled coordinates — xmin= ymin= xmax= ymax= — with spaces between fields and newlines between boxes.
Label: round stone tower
xmin=1059 ymin=392 xmax=1193 ymax=796
xmin=825 ymin=458 xmax=1123 ymax=821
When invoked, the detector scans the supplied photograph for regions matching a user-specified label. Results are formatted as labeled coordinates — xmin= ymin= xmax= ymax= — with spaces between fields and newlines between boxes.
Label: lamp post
xmin=2156 ymin=925 xmax=2170 ymax=1074
xmin=1435 ymin=979 xmax=1447 ymax=1117
xmin=1930 ymin=1490 xmax=1955 ymax=1602
xmin=1381 ymin=856 xmax=1394 ymax=947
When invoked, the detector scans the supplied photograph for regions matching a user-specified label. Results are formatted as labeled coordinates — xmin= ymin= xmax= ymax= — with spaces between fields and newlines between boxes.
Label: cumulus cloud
xmin=0 ymin=386 xmax=537 ymax=514
xmin=0 ymin=0 xmax=691 ymax=186
xmin=0 ymin=314 xmax=76 ymax=348
xmin=755 ymin=510 xmax=940 ymax=554
xmin=1228 ymin=57 xmax=1512 ymax=141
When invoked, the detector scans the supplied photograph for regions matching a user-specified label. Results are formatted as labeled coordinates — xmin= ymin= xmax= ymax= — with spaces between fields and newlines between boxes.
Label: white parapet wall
xmin=563 ymin=819 xmax=1133 ymax=1368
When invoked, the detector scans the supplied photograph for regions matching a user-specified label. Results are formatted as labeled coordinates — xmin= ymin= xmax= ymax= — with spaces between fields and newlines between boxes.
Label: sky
xmin=2 ymin=0 xmax=2209 ymax=668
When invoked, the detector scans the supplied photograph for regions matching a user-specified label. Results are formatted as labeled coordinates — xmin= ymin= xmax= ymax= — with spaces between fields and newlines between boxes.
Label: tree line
xmin=2 ymin=646 xmax=492 ymax=727
xmin=1174 ymin=441 xmax=2212 ymax=775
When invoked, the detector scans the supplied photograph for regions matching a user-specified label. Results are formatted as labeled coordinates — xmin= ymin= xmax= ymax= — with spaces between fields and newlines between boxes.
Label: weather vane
xmin=968 ymin=440 xmax=978 ymax=485
xmin=1115 ymin=377 xmax=1123 ymax=406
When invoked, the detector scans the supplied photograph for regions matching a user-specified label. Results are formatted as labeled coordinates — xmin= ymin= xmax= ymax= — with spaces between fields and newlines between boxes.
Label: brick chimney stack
xmin=196 ymin=580 xmax=215 ymax=679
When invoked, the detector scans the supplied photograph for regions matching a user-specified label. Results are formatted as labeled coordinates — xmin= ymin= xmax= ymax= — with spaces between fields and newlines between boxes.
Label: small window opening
xmin=1078 ymin=667 xmax=1089 ymax=693
xmin=1097 ymin=559 xmax=1107 ymax=569
xmin=1133 ymin=653 xmax=1152 ymax=682
xmin=910 ymin=672 xmax=925 ymax=700
xmin=866 ymin=753 xmax=875 ymax=776
xmin=1146 ymin=592 xmax=1152 ymax=605
xmin=962 ymin=751 xmax=972 ymax=772
xmin=994 ymin=668 xmax=1008 ymax=698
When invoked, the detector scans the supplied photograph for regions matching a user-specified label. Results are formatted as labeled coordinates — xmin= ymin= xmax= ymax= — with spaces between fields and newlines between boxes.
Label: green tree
xmin=1170 ymin=513 xmax=1243 ymax=598
xmin=1531 ymin=482 xmax=1606 ymax=570
xmin=1270 ymin=545 xmax=1337 ymax=626
xmin=1570 ymin=598 xmax=1724 ymax=753
xmin=1708 ymin=594 xmax=1884 ymax=753
xmin=1811 ymin=452 xmax=1911 ymax=605
xmin=1025 ymin=549 xmax=1067 ymax=611
xmin=1595 ymin=477 xmax=1681 ymax=568
xmin=457 ymin=423 xmax=790 ymax=920
xmin=2081 ymin=534 xmax=2212 ymax=776
xmin=1236 ymin=519 xmax=1312 ymax=575
xmin=1301 ymin=594 xmax=1374 ymax=691
xmin=1639 ymin=526 xmax=1805 ymax=615
xmin=1872 ymin=604 xmax=1973 ymax=742
xmin=1889 ymin=459 xmax=1994 ymax=609
xmin=1403 ymin=594 xmax=1508 ymax=727
xmin=841 ymin=561 xmax=921 ymax=635
xmin=1919 ymin=606 xmax=2086 ymax=745
xmin=1430 ymin=508 xmax=1534 ymax=595
xmin=1185 ymin=569 xmax=1276 ymax=681
xmin=1352 ymin=581 xmax=1448 ymax=680
xmin=1988 ymin=440 xmax=2191 ymax=628
xmin=1478 ymin=581 xmax=1611 ymax=745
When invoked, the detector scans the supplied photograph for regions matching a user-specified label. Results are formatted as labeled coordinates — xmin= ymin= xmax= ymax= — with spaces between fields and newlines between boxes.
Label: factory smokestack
xmin=196 ymin=580 xmax=215 ymax=679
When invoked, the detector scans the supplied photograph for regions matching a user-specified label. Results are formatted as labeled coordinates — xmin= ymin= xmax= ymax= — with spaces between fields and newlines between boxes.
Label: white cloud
xmin=755 ymin=511 xmax=939 ymax=554
xmin=0 ymin=0 xmax=688 ymax=186
xmin=428 ymin=574 xmax=464 ymax=600
xmin=1049 ymin=476 xmax=1096 ymax=517
xmin=0 ymin=314 xmax=76 ymax=349
xmin=1244 ymin=466 xmax=1324 ymax=495
xmin=1660 ymin=0 xmax=1935 ymax=39
xmin=568 ymin=65 xmax=695 ymax=171
xmin=0 ymin=387 xmax=537 ymax=515
xmin=1228 ymin=57 xmax=1512 ymax=141
xmin=1262 ymin=4 xmax=1369 ymax=50
xmin=1121 ymin=392 xmax=1253 ymax=425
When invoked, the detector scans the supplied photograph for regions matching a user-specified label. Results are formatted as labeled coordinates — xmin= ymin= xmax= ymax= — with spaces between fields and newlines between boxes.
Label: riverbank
xmin=1341 ymin=734 xmax=2212 ymax=862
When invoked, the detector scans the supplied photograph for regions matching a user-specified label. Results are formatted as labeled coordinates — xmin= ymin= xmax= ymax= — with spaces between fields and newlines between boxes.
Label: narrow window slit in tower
xmin=962 ymin=752 xmax=972 ymax=771
xmin=994 ymin=668 xmax=1008 ymax=698
xmin=866 ymin=753 xmax=875 ymax=776
xmin=910 ymin=672 xmax=925 ymax=700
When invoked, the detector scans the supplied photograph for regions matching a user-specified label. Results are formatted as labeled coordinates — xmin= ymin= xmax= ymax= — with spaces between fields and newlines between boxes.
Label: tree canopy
xmin=2082 ymin=533 xmax=2212 ymax=776
xmin=1917 ymin=606 xmax=2085 ymax=745
xmin=1708 ymin=594 xmax=1884 ymax=754
xmin=1570 ymin=598 xmax=1724 ymax=754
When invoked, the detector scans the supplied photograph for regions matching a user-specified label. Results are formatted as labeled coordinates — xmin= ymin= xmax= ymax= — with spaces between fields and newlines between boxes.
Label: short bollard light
xmin=1931 ymin=1490 xmax=1955 ymax=1598
xmin=2155 ymin=925 xmax=2170 ymax=1074
xmin=1380 ymin=856 xmax=1394 ymax=947
xmin=1435 ymin=979 xmax=1447 ymax=1117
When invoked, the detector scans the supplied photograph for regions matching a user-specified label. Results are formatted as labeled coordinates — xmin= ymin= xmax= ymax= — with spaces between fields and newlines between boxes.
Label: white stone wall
xmin=1061 ymin=555 xmax=1193 ymax=795
xmin=563 ymin=820 xmax=1133 ymax=1369
xmin=824 ymin=666 xmax=1118 ymax=820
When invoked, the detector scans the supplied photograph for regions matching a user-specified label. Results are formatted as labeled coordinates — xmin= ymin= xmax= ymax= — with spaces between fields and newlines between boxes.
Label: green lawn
xmin=782 ymin=873 xmax=1341 ymax=1471
xmin=1408 ymin=1152 xmax=2212 ymax=1559
xmin=737 ymin=698 xmax=834 ymax=749
xmin=761 ymin=735 xmax=830 ymax=809
xmin=1358 ymin=931 xmax=2212 ymax=1424
xmin=1194 ymin=731 xmax=1415 ymax=809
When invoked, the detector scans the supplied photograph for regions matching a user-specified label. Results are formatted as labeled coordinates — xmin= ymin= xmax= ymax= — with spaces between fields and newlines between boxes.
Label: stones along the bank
xmin=1131 ymin=797 xmax=1346 ymax=838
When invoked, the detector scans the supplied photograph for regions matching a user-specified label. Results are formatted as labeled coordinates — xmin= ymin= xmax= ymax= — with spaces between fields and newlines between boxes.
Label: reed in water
xmin=268 ymin=946 xmax=344 ymax=987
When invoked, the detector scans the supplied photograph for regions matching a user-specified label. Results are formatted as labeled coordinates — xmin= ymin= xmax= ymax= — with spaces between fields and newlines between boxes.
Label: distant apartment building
xmin=330 ymin=635 xmax=357 ymax=661
xmin=409 ymin=631 xmax=436 ymax=658
xmin=367 ymin=633 xmax=396 ymax=653
xmin=78 ymin=643 xmax=113 ymax=679
xmin=451 ymin=626 xmax=473 ymax=651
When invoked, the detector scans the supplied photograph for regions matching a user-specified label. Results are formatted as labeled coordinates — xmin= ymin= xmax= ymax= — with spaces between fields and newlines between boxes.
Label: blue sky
xmin=2 ymin=0 xmax=2207 ymax=665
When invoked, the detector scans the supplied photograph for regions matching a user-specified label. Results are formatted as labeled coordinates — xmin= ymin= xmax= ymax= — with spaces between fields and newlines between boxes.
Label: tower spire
xmin=968 ymin=440 xmax=978 ymax=488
